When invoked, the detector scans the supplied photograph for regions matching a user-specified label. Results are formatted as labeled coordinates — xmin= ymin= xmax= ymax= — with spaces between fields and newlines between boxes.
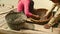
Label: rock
xmin=5 ymin=9 xmax=27 ymax=31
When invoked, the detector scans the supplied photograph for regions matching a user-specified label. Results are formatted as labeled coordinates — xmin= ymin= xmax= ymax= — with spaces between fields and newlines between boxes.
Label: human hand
xmin=32 ymin=14 xmax=40 ymax=19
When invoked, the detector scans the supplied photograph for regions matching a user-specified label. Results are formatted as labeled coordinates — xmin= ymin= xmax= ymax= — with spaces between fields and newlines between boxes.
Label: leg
xmin=23 ymin=0 xmax=32 ymax=17
xmin=17 ymin=1 xmax=23 ymax=12
xmin=23 ymin=0 xmax=40 ymax=18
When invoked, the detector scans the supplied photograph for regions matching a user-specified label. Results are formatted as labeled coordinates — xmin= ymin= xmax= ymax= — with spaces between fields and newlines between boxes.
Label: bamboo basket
xmin=27 ymin=8 xmax=53 ymax=25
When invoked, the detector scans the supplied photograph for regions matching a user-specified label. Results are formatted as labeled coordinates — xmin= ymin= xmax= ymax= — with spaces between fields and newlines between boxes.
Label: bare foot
xmin=44 ymin=24 xmax=51 ymax=29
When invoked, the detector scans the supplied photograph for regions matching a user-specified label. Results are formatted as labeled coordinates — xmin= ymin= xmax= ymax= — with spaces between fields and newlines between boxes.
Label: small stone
xmin=0 ymin=4 xmax=1 ymax=6
xmin=2 ymin=4 xmax=4 ymax=7
xmin=12 ymin=5 xmax=14 ymax=8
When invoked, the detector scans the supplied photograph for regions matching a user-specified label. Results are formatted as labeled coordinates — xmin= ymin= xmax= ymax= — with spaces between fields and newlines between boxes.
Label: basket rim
xmin=27 ymin=8 xmax=53 ymax=23
xmin=27 ymin=14 xmax=53 ymax=23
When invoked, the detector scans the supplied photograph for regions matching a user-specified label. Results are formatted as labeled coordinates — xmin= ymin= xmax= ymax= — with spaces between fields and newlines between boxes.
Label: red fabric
xmin=17 ymin=0 xmax=33 ymax=17
xmin=51 ymin=0 xmax=58 ymax=3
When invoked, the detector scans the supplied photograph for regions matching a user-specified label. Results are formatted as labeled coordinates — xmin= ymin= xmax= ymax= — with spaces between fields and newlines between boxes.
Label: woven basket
xmin=26 ymin=8 xmax=53 ymax=25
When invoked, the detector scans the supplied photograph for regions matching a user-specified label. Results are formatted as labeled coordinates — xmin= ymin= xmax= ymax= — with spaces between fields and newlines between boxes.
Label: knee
xmin=25 ymin=13 xmax=32 ymax=17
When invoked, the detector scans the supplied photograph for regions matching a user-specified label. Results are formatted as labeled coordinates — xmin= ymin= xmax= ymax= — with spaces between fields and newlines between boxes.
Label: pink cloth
xmin=17 ymin=0 xmax=33 ymax=17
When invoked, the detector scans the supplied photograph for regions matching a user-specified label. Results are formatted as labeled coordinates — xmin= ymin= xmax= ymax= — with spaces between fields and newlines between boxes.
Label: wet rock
xmin=5 ymin=9 xmax=27 ymax=31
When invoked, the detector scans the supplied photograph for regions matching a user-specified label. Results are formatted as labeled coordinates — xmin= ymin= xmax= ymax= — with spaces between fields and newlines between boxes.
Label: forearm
xmin=48 ymin=6 xmax=60 ymax=26
xmin=45 ymin=4 xmax=56 ymax=17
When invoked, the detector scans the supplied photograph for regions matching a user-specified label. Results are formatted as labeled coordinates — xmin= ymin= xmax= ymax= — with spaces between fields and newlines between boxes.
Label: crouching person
xmin=44 ymin=0 xmax=60 ymax=29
